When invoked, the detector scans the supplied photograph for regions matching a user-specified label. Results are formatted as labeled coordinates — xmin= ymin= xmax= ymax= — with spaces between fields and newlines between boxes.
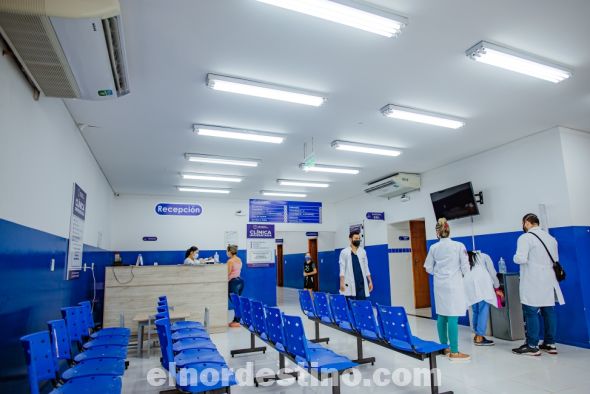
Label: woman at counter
xmin=227 ymin=244 xmax=244 ymax=328
xmin=183 ymin=246 xmax=199 ymax=265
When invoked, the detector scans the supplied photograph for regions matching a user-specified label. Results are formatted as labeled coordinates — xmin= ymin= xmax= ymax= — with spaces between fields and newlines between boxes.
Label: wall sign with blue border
xmin=249 ymin=199 xmax=322 ymax=224
xmin=155 ymin=203 xmax=202 ymax=216
xmin=143 ymin=236 xmax=158 ymax=241
xmin=366 ymin=212 xmax=385 ymax=220
xmin=306 ymin=232 xmax=319 ymax=237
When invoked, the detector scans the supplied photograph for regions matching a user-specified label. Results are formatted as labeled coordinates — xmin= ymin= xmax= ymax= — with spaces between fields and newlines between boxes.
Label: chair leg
xmin=230 ymin=332 xmax=267 ymax=357
xmin=429 ymin=352 xmax=453 ymax=394
xmin=352 ymin=336 xmax=375 ymax=365
xmin=330 ymin=371 xmax=342 ymax=394
xmin=309 ymin=321 xmax=330 ymax=344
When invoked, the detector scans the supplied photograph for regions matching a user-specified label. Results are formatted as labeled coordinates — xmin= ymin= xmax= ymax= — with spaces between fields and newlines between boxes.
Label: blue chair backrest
xmin=376 ymin=305 xmax=414 ymax=348
xmin=312 ymin=292 xmax=333 ymax=323
xmin=264 ymin=306 xmax=286 ymax=350
xmin=250 ymin=300 xmax=267 ymax=335
xmin=282 ymin=314 xmax=309 ymax=360
xmin=159 ymin=295 xmax=167 ymax=302
xmin=239 ymin=297 xmax=253 ymax=329
xmin=47 ymin=319 xmax=72 ymax=361
xmin=298 ymin=290 xmax=317 ymax=318
xmin=61 ymin=306 xmax=85 ymax=343
xmin=349 ymin=300 xmax=382 ymax=340
xmin=230 ymin=293 xmax=241 ymax=320
xmin=157 ymin=305 xmax=168 ymax=313
xmin=155 ymin=318 xmax=174 ymax=370
xmin=20 ymin=331 xmax=58 ymax=394
xmin=78 ymin=301 xmax=95 ymax=331
xmin=328 ymin=294 xmax=355 ymax=330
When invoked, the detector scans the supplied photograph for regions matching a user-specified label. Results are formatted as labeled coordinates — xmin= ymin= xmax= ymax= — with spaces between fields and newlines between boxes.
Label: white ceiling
xmin=65 ymin=0 xmax=590 ymax=203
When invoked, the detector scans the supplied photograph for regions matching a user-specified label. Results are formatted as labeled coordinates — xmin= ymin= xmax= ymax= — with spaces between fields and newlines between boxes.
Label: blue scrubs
xmin=351 ymin=252 xmax=366 ymax=300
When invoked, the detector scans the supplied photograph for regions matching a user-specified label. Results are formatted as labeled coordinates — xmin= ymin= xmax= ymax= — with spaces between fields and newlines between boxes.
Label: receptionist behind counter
xmin=184 ymin=246 xmax=199 ymax=265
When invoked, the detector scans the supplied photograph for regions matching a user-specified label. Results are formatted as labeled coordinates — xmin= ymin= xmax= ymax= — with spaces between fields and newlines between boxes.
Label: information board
xmin=246 ymin=224 xmax=275 ymax=268
xmin=65 ymin=183 xmax=86 ymax=280
xmin=249 ymin=199 xmax=322 ymax=224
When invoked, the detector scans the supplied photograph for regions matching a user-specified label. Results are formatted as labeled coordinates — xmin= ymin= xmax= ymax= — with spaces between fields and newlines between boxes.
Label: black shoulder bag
xmin=528 ymin=231 xmax=566 ymax=282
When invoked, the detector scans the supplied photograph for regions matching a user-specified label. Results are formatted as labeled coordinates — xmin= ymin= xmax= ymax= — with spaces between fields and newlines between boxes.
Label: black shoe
xmin=539 ymin=343 xmax=558 ymax=354
xmin=474 ymin=337 xmax=495 ymax=346
xmin=512 ymin=344 xmax=541 ymax=356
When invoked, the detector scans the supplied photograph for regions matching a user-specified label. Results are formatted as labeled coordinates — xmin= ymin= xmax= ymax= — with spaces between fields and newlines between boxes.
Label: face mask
xmin=352 ymin=240 xmax=361 ymax=247
xmin=305 ymin=257 xmax=311 ymax=261
xmin=194 ymin=253 xmax=199 ymax=259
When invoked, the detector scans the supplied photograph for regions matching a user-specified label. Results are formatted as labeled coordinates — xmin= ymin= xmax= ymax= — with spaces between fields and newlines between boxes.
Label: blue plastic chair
xmin=20 ymin=331 xmax=122 ymax=394
xmin=229 ymin=293 xmax=242 ymax=322
xmin=61 ymin=307 xmax=128 ymax=350
xmin=78 ymin=301 xmax=130 ymax=339
xmin=250 ymin=300 xmax=268 ymax=340
xmin=328 ymin=294 xmax=356 ymax=331
xmin=349 ymin=300 xmax=383 ymax=341
xmin=238 ymin=297 xmax=255 ymax=331
xmin=298 ymin=290 xmax=318 ymax=319
xmin=312 ymin=292 xmax=334 ymax=324
xmin=263 ymin=306 xmax=287 ymax=352
xmin=282 ymin=314 xmax=357 ymax=373
xmin=174 ymin=362 xmax=238 ymax=394
xmin=157 ymin=302 xmax=205 ymax=331
xmin=376 ymin=305 xmax=448 ymax=354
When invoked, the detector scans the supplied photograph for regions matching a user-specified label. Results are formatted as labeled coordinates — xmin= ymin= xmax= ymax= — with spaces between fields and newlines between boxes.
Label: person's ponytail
xmin=436 ymin=218 xmax=450 ymax=238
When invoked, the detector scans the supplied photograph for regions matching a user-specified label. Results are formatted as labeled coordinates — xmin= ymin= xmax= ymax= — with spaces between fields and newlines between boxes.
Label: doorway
xmin=308 ymin=238 xmax=319 ymax=291
xmin=276 ymin=244 xmax=284 ymax=287
xmin=410 ymin=220 xmax=431 ymax=309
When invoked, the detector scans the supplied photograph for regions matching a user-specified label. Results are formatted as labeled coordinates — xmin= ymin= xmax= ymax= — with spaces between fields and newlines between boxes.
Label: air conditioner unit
xmin=364 ymin=173 xmax=421 ymax=199
xmin=0 ymin=0 xmax=129 ymax=99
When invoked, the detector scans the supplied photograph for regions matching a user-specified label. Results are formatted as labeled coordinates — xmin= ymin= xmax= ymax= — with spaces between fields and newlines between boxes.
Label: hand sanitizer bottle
xmin=498 ymin=257 xmax=507 ymax=273
xmin=214 ymin=252 xmax=219 ymax=263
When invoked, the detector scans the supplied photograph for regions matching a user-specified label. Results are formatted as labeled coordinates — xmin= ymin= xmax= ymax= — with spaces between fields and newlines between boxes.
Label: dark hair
xmin=349 ymin=230 xmax=361 ymax=239
xmin=185 ymin=246 xmax=198 ymax=258
xmin=522 ymin=213 xmax=540 ymax=225
xmin=467 ymin=251 xmax=478 ymax=270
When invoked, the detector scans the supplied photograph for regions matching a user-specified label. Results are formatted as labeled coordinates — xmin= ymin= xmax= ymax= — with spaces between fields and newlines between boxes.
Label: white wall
xmin=110 ymin=194 xmax=337 ymax=251
xmin=333 ymin=127 xmax=572 ymax=247
xmin=387 ymin=222 xmax=415 ymax=310
xmin=560 ymin=128 xmax=590 ymax=226
xmin=0 ymin=53 xmax=113 ymax=248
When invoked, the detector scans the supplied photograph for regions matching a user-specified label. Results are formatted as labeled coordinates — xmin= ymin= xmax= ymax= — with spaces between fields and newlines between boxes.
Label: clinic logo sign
xmin=247 ymin=224 xmax=275 ymax=239
xmin=155 ymin=203 xmax=203 ymax=216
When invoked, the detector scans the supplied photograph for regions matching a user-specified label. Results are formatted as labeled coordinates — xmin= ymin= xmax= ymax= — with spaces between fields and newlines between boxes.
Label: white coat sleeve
xmin=363 ymin=250 xmax=371 ymax=277
xmin=484 ymin=254 xmax=500 ymax=288
xmin=514 ymin=235 xmax=529 ymax=265
xmin=423 ymin=248 xmax=434 ymax=274
xmin=339 ymin=250 xmax=346 ymax=277
xmin=459 ymin=244 xmax=470 ymax=275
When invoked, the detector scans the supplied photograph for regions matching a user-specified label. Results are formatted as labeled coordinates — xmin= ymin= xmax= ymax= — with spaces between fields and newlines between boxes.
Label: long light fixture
xmin=299 ymin=163 xmax=359 ymax=174
xmin=181 ymin=173 xmax=242 ymax=183
xmin=193 ymin=124 xmax=284 ymax=144
xmin=465 ymin=41 xmax=572 ymax=83
xmin=261 ymin=191 xmax=307 ymax=198
xmin=277 ymin=179 xmax=329 ymax=188
xmin=207 ymin=74 xmax=326 ymax=106
xmin=185 ymin=153 xmax=260 ymax=167
xmin=381 ymin=104 xmax=465 ymax=129
xmin=177 ymin=187 xmax=231 ymax=194
xmin=331 ymin=140 xmax=402 ymax=157
xmin=256 ymin=0 xmax=407 ymax=38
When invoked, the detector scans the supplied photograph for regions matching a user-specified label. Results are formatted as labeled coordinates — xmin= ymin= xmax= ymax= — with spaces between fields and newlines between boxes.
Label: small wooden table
xmin=133 ymin=310 xmax=190 ymax=357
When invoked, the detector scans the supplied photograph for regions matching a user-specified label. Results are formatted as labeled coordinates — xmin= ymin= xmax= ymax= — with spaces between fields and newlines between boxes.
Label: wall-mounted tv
xmin=430 ymin=182 xmax=479 ymax=221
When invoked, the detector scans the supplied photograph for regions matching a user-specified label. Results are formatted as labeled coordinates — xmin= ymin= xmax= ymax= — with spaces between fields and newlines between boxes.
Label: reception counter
xmin=104 ymin=264 xmax=227 ymax=334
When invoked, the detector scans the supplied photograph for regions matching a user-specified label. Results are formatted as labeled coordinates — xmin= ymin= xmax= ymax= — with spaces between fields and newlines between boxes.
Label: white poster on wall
xmin=65 ymin=183 xmax=86 ymax=280
xmin=224 ymin=230 xmax=239 ymax=248
xmin=246 ymin=224 xmax=275 ymax=268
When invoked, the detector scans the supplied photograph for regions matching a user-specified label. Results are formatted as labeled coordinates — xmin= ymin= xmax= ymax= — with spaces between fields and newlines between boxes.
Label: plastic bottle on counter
xmin=213 ymin=252 xmax=219 ymax=263
xmin=498 ymin=257 xmax=506 ymax=274
xmin=136 ymin=254 xmax=144 ymax=266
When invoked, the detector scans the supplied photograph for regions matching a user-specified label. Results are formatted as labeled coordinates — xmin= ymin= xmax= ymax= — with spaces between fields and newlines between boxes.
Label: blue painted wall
xmin=0 ymin=218 xmax=112 ymax=393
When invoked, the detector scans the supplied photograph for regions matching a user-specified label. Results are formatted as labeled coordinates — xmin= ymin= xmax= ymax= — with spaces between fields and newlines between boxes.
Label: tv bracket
xmin=474 ymin=191 xmax=484 ymax=205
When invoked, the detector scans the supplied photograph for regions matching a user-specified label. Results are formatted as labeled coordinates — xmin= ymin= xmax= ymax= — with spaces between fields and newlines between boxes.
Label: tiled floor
xmin=123 ymin=288 xmax=590 ymax=393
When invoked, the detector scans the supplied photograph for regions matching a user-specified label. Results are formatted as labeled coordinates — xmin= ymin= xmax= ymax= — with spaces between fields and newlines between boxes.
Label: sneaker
xmin=443 ymin=348 xmax=451 ymax=356
xmin=512 ymin=344 xmax=541 ymax=356
xmin=228 ymin=321 xmax=241 ymax=328
xmin=539 ymin=343 xmax=558 ymax=354
xmin=448 ymin=352 xmax=471 ymax=362
xmin=474 ymin=336 xmax=495 ymax=346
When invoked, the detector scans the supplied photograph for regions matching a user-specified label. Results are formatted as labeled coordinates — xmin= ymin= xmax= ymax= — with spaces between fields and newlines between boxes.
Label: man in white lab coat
xmin=512 ymin=213 xmax=565 ymax=356
xmin=339 ymin=230 xmax=373 ymax=300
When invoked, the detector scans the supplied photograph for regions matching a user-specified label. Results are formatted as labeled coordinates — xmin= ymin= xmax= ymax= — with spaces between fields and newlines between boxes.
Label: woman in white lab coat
xmin=464 ymin=251 xmax=502 ymax=346
xmin=424 ymin=218 xmax=470 ymax=361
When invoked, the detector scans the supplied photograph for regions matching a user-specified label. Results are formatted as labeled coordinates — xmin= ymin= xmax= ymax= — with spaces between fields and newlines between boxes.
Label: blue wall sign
xmin=247 ymin=224 xmax=275 ymax=239
xmin=398 ymin=235 xmax=410 ymax=241
xmin=276 ymin=239 xmax=284 ymax=244
xmin=249 ymin=199 xmax=322 ymax=224
xmin=142 ymin=236 xmax=158 ymax=241
xmin=155 ymin=203 xmax=202 ymax=216
xmin=306 ymin=232 xmax=319 ymax=237
xmin=366 ymin=212 xmax=385 ymax=220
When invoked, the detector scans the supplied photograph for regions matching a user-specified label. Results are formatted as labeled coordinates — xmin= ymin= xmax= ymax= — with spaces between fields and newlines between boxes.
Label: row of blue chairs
xmin=299 ymin=290 xmax=452 ymax=394
xmin=230 ymin=294 xmax=358 ymax=394
xmin=154 ymin=295 xmax=237 ymax=393
xmin=20 ymin=301 xmax=131 ymax=394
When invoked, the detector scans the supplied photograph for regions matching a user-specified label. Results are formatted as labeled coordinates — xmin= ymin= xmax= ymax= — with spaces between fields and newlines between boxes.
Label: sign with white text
xmin=155 ymin=203 xmax=202 ymax=216
xmin=66 ymin=183 xmax=86 ymax=280
xmin=246 ymin=224 xmax=275 ymax=268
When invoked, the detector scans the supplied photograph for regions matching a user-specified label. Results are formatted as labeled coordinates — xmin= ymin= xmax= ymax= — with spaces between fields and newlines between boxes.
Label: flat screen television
xmin=430 ymin=182 xmax=479 ymax=221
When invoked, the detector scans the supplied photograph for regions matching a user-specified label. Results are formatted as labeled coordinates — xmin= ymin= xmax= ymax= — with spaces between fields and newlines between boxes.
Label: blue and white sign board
xmin=306 ymin=232 xmax=319 ymax=238
xmin=246 ymin=224 xmax=275 ymax=268
xmin=155 ymin=203 xmax=202 ymax=216
xmin=366 ymin=212 xmax=385 ymax=221
xmin=399 ymin=235 xmax=410 ymax=241
xmin=66 ymin=183 xmax=86 ymax=280
xmin=249 ymin=199 xmax=322 ymax=224
xmin=143 ymin=236 xmax=158 ymax=242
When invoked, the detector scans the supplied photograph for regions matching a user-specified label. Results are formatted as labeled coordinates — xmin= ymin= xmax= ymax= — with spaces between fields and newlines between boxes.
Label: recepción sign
xmin=155 ymin=203 xmax=202 ymax=216
xmin=366 ymin=212 xmax=385 ymax=220
xmin=143 ymin=236 xmax=158 ymax=241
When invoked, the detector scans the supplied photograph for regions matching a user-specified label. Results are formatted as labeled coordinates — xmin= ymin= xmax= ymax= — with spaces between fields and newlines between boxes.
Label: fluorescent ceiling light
xmin=261 ymin=191 xmax=307 ymax=198
xmin=207 ymin=74 xmax=325 ymax=107
xmin=185 ymin=153 xmax=260 ymax=167
xmin=194 ymin=124 xmax=284 ymax=144
xmin=256 ymin=0 xmax=407 ymax=38
xmin=381 ymin=104 xmax=465 ymax=129
xmin=177 ymin=187 xmax=231 ymax=194
xmin=466 ymin=41 xmax=572 ymax=83
xmin=181 ymin=173 xmax=242 ymax=183
xmin=299 ymin=163 xmax=359 ymax=174
xmin=277 ymin=179 xmax=329 ymax=188
xmin=331 ymin=140 xmax=402 ymax=157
